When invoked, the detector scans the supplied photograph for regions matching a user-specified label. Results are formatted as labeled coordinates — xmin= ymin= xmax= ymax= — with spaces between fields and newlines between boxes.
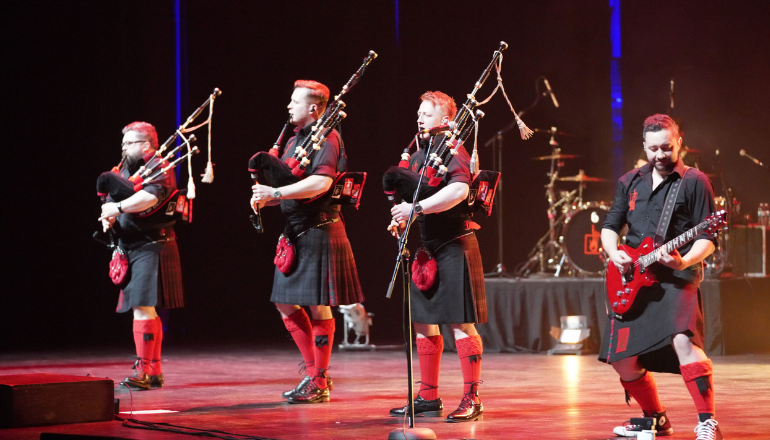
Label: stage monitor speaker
xmin=0 ymin=373 xmax=114 ymax=429
xmin=730 ymin=225 xmax=768 ymax=277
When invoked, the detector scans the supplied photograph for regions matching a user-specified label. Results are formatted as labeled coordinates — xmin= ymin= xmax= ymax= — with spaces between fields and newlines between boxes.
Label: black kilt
xmin=598 ymin=274 xmax=705 ymax=374
xmin=271 ymin=220 xmax=364 ymax=306
xmin=411 ymin=232 xmax=487 ymax=325
xmin=116 ymin=238 xmax=184 ymax=313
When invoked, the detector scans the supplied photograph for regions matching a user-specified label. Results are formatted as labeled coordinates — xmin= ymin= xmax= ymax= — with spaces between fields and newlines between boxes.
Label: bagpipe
xmin=383 ymin=41 xmax=531 ymax=217
xmin=95 ymin=88 xmax=222 ymax=242
xmin=248 ymin=51 xmax=377 ymax=233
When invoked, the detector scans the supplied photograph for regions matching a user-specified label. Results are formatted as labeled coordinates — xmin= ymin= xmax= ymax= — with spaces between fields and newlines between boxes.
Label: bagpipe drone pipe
xmin=95 ymin=140 xmax=199 ymax=241
xmin=248 ymin=51 xmax=377 ymax=233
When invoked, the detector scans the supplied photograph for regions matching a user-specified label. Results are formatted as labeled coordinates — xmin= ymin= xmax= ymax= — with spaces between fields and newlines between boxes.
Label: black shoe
xmin=446 ymin=382 xmax=483 ymax=422
xmin=287 ymin=379 xmax=330 ymax=404
xmin=282 ymin=375 xmax=311 ymax=399
xmin=150 ymin=373 xmax=165 ymax=388
xmin=613 ymin=409 xmax=674 ymax=437
xmin=121 ymin=359 xmax=152 ymax=390
xmin=389 ymin=395 xmax=444 ymax=417
xmin=282 ymin=373 xmax=333 ymax=399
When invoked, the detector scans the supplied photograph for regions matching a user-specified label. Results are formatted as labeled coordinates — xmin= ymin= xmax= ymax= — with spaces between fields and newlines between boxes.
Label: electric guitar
xmin=606 ymin=210 xmax=726 ymax=316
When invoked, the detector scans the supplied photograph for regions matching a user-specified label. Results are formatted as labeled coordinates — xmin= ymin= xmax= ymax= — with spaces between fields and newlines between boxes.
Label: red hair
xmin=122 ymin=121 xmax=159 ymax=149
xmin=294 ymin=80 xmax=330 ymax=114
xmin=420 ymin=91 xmax=457 ymax=120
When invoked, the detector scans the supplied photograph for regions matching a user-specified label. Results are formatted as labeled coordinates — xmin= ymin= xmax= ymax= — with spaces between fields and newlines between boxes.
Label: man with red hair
xmin=99 ymin=121 xmax=183 ymax=390
xmin=251 ymin=80 xmax=364 ymax=404
xmin=387 ymin=91 xmax=487 ymax=422
xmin=600 ymin=114 xmax=722 ymax=439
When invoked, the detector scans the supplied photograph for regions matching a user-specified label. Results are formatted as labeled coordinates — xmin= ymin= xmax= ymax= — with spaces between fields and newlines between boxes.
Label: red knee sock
xmin=153 ymin=317 xmax=163 ymax=376
xmin=133 ymin=319 xmax=157 ymax=376
xmin=311 ymin=318 xmax=335 ymax=388
xmin=416 ymin=335 xmax=443 ymax=400
xmin=680 ymin=359 xmax=715 ymax=418
xmin=282 ymin=309 xmax=315 ymax=371
xmin=621 ymin=370 xmax=665 ymax=415
xmin=456 ymin=334 xmax=483 ymax=402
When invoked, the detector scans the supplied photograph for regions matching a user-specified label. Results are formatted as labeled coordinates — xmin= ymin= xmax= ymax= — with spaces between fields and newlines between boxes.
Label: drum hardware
xmin=531 ymin=153 xmax=582 ymax=161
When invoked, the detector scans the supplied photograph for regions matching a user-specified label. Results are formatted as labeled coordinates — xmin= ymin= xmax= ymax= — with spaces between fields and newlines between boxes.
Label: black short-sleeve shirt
xmin=117 ymin=155 xmax=177 ymax=233
xmin=279 ymin=124 xmax=345 ymax=229
xmin=603 ymin=163 xmax=717 ymax=257
xmin=408 ymin=138 xmax=472 ymax=241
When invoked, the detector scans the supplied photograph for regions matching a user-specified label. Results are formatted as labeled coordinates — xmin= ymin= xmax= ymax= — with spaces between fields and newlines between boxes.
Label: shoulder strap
xmin=653 ymin=167 xmax=690 ymax=247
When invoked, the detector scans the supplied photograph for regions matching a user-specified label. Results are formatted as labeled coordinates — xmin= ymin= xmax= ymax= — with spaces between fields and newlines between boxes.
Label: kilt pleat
xmin=271 ymin=221 xmax=364 ymax=306
xmin=410 ymin=232 xmax=487 ymax=324
xmin=117 ymin=240 xmax=184 ymax=313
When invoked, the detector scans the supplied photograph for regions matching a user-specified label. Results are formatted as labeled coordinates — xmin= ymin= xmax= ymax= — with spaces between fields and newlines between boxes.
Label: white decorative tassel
xmin=201 ymin=161 xmax=214 ymax=183
xmin=186 ymin=176 xmax=196 ymax=200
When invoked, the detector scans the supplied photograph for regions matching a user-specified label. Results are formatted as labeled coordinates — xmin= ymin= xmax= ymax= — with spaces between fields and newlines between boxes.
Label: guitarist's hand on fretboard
xmin=655 ymin=247 xmax=686 ymax=270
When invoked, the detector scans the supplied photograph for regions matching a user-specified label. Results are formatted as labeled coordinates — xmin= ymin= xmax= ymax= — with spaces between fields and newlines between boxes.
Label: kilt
xmin=271 ymin=220 xmax=364 ymax=306
xmin=116 ymin=238 xmax=184 ymax=313
xmin=410 ymin=232 xmax=487 ymax=325
xmin=598 ymin=277 xmax=705 ymax=374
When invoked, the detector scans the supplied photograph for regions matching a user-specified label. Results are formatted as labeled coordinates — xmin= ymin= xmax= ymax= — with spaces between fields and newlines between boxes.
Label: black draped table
xmin=442 ymin=277 xmax=770 ymax=356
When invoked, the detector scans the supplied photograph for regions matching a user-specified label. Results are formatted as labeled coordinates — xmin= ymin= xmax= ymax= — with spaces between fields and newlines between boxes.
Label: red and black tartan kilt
xmin=598 ymin=279 xmax=705 ymax=374
xmin=271 ymin=220 xmax=364 ymax=307
xmin=116 ymin=239 xmax=184 ymax=313
xmin=410 ymin=232 xmax=488 ymax=325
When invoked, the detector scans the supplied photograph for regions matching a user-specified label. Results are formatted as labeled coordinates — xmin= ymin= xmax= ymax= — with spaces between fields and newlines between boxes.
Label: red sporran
xmin=109 ymin=247 xmax=129 ymax=285
xmin=412 ymin=246 xmax=437 ymax=290
xmin=274 ymin=234 xmax=296 ymax=274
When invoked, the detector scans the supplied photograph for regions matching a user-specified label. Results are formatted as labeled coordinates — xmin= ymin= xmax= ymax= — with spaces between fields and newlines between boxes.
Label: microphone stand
xmin=386 ymin=137 xmax=436 ymax=440
xmin=482 ymin=87 xmax=542 ymax=277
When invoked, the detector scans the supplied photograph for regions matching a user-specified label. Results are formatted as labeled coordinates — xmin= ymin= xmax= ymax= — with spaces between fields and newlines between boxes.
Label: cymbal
xmin=557 ymin=174 xmax=608 ymax=182
xmin=533 ymin=128 xmax=581 ymax=137
xmin=531 ymin=153 xmax=582 ymax=160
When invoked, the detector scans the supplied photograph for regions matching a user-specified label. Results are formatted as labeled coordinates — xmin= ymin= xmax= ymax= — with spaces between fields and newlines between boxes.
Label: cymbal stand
xmin=515 ymin=129 xmax=576 ymax=277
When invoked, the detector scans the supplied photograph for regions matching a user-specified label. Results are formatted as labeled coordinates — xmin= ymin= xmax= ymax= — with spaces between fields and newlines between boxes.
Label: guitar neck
xmin=639 ymin=220 xmax=709 ymax=269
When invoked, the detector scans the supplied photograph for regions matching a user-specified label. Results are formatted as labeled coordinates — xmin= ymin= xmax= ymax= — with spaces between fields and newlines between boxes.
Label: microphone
xmin=543 ymin=78 xmax=560 ymax=108
xmin=740 ymin=149 xmax=767 ymax=168
xmin=670 ymin=79 xmax=675 ymax=109
xmin=419 ymin=121 xmax=456 ymax=135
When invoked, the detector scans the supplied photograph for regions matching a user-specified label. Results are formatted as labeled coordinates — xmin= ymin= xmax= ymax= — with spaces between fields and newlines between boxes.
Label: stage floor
xmin=1 ymin=346 xmax=768 ymax=439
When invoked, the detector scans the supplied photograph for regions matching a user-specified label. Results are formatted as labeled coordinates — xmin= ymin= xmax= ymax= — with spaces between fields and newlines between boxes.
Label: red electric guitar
xmin=606 ymin=210 xmax=726 ymax=316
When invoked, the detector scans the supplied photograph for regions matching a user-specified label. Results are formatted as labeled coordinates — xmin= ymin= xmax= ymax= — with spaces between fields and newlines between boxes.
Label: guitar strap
xmin=653 ymin=167 xmax=689 ymax=247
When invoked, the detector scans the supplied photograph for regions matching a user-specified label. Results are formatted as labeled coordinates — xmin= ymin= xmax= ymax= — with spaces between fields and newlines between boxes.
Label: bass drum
xmin=562 ymin=202 xmax=610 ymax=276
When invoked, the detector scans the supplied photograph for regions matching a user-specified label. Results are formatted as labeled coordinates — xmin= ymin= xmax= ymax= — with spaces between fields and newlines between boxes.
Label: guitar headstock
xmin=704 ymin=210 xmax=728 ymax=236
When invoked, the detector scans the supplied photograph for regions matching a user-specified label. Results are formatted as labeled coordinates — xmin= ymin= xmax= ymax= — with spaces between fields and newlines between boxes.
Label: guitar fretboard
xmin=639 ymin=220 xmax=709 ymax=269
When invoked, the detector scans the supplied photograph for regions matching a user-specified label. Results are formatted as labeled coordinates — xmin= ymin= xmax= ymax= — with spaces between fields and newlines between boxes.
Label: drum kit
xmin=515 ymin=128 xmax=611 ymax=277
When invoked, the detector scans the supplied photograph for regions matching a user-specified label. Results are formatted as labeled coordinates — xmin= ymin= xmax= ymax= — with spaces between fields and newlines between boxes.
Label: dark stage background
xmin=4 ymin=1 xmax=769 ymax=352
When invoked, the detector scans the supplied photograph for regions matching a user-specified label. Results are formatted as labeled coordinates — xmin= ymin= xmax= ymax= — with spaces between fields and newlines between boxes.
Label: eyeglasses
xmin=121 ymin=140 xmax=147 ymax=147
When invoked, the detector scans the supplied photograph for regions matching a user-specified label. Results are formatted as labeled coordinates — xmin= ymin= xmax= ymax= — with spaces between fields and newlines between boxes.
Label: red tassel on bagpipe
xmin=424 ymin=166 xmax=437 ymax=178
xmin=398 ymin=160 xmax=409 ymax=169
xmin=268 ymin=148 xmax=280 ymax=157
xmin=285 ymin=157 xmax=300 ymax=169
xmin=291 ymin=166 xmax=306 ymax=178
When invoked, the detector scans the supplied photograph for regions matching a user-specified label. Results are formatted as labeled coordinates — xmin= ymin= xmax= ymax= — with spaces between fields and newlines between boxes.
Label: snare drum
xmin=561 ymin=202 xmax=610 ymax=276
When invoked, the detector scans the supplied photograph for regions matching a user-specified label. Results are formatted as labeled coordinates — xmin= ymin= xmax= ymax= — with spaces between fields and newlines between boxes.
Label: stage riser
xmin=442 ymin=277 xmax=770 ymax=356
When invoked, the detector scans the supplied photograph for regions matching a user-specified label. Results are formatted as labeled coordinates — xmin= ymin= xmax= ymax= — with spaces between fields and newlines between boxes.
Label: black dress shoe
xmin=389 ymin=396 xmax=444 ymax=417
xmin=287 ymin=379 xmax=330 ymax=404
xmin=150 ymin=373 xmax=165 ymax=388
xmin=282 ymin=374 xmax=333 ymax=399
xmin=446 ymin=393 xmax=483 ymax=422
xmin=121 ymin=360 xmax=152 ymax=390
xmin=283 ymin=375 xmax=311 ymax=399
